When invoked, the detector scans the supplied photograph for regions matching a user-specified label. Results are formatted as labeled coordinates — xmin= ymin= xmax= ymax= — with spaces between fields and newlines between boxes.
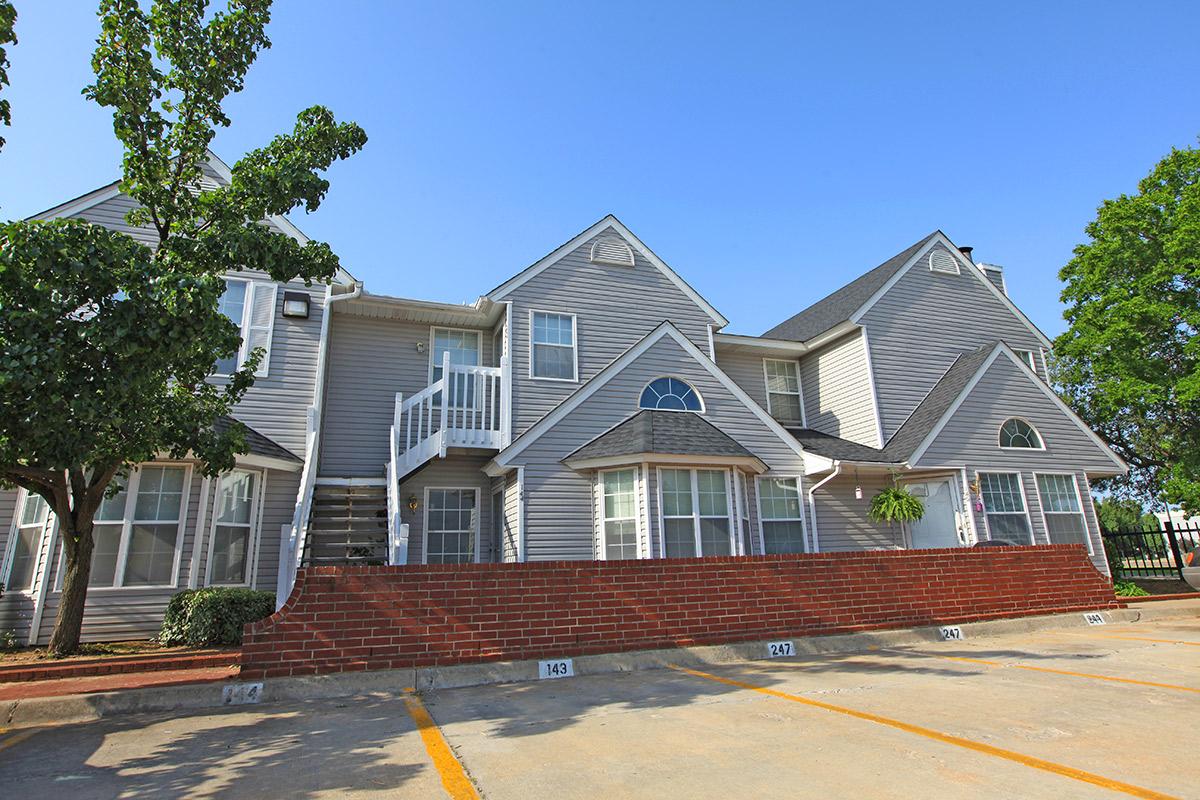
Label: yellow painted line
xmin=0 ymin=728 xmax=38 ymax=754
xmin=668 ymin=664 xmax=1179 ymax=800
xmin=875 ymin=648 xmax=1200 ymax=694
xmin=401 ymin=688 xmax=480 ymax=800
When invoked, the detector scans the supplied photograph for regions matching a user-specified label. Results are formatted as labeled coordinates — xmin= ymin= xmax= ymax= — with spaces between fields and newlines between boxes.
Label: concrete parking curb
xmin=4 ymin=601 xmax=1196 ymax=731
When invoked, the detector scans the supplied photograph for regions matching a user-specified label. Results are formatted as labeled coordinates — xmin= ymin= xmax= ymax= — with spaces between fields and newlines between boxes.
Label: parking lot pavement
xmin=1 ymin=616 xmax=1197 ymax=799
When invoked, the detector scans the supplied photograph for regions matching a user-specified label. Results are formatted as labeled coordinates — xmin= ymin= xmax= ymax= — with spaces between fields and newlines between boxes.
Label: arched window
xmin=639 ymin=377 xmax=702 ymax=412
xmin=999 ymin=418 xmax=1043 ymax=449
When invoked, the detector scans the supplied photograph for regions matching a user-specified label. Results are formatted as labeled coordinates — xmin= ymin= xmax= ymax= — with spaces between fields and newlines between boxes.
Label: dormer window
xmin=927 ymin=249 xmax=960 ymax=275
xmin=999 ymin=418 xmax=1044 ymax=450
xmin=590 ymin=236 xmax=635 ymax=267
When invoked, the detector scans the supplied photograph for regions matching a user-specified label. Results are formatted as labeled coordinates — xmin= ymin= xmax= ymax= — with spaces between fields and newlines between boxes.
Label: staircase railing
xmin=278 ymin=405 xmax=319 ymax=608
xmin=386 ymin=406 xmax=409 ymax=565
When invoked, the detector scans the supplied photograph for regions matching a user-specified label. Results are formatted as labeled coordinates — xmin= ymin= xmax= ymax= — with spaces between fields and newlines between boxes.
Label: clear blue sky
xmin=2 ymin=2 xmax=1198 ymax=336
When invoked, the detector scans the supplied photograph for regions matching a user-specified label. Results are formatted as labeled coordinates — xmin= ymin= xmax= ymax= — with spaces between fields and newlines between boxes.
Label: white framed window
xmin=423 ymin=488 xmax=479 ymax=564
xmin=529 ymin=310 xmax=577 ymax=381
xmin=430 ymin=327 xmax=483 ymax=407
xmin=1013 ymin=349 xmax=1037 ymax=372
xmin=756 ymin=477 xmax=806 ymax=554
xmin=77 ymin=464 xmax=191 ymax=589
xmin=978 ymin=471 xmax=1033 ymax=543
xmin=998 ymin=418 xmax=1044 ymax=450
xmin=763 ymin=359 xmax=803 ymax=423
xmin=639 ymin=377 xmax=703 ymax=412
xmin=599 ymin=469 xmax=639 ymax=560
xmin=658 ymin=468 xmax=734 ymax=558
xmin=206 ymin=470 xmax=262 ymax=586
xmin=1035 ymin=473 xmax=1091 ymax=553
xmin=3 ymin=491 xmax=51 ymax=593
xmin=214 ymin=278 xmax=277 ymax=378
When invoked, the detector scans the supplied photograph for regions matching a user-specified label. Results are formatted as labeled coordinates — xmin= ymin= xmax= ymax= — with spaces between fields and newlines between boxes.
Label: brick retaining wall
xmin=241 ymin=545 xmax=1121 ymax=679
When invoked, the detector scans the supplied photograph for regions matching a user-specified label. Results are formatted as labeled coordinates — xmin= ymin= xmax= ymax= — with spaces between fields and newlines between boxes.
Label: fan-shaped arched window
xmin=998 ymin=418 xmax=1044 ymax=450
xmin=639 ymin=377 xmax=702 ymax=412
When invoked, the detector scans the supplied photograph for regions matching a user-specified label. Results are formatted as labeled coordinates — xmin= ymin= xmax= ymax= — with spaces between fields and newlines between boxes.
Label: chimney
xmin=958 ymin=246 xmax=974 ymax=262
xmin=977 ymin=262 xmax=1007 ymax=295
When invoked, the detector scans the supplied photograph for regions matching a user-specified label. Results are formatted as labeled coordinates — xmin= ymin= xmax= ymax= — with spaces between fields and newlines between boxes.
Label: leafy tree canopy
xmin=0 ymin=0 xmax=15 ymax=150
xmin=1092 ymin=497 xmax=1158 ymax=532
xmin=0 ymin=0 xmax=365 ymax=655
xmin=1054 ymin=140 xmax=1200 ymax=512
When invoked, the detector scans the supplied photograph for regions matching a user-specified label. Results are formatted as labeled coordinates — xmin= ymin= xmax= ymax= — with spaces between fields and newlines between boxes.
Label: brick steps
xmin=0 ymin=649 xmax=240 ymax=683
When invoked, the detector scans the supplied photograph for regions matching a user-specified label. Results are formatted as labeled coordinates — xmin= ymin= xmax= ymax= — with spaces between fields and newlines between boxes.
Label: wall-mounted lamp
xmin=282 ymin=291 xmax=310 ymax=319
xmin=854 ymin=467 xmax=863 ymax=500
xmin=407 ymin=495 xmax=419 ymax=512
xmin=415 ymin=341 xmax=425 ymax=354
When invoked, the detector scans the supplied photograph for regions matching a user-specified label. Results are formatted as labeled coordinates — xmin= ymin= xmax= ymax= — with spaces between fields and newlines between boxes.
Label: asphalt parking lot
xmin=2 ymin=614 xmax=1197 ymax=799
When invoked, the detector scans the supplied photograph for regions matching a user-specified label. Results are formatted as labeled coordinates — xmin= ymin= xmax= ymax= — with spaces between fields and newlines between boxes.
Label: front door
xmin=905 ymin=479 xmax=962 ymax=549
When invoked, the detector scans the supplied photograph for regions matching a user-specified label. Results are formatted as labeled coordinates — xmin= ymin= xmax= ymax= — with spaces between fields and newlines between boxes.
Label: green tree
xmin=0 ymin=0 xmax=15 ymax=151
xmin=1053 ymin=140 xmax=1200 ymax=513
xmin=0 ymin=0 xmax=365 ymax=655
xmin=1093 ymin=497 xmax=1157 ymax=532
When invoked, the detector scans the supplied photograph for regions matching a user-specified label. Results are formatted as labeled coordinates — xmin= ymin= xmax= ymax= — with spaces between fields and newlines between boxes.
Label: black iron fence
xmin=1100 ymin=520 xmax=1200 ymax=579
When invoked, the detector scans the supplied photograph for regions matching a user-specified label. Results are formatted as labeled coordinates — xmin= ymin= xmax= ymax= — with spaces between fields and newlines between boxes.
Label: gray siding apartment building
xmin=0 ymin=155 xmax=1126 ymax=643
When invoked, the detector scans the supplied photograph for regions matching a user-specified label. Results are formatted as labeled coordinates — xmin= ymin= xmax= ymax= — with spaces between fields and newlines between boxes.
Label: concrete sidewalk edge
xmin=5 ymin=600 xmax=1197 ymax=731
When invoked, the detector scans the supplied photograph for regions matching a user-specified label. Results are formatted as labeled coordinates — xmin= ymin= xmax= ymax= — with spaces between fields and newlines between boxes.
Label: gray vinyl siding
xmin=809 ymin=472 xmax=904 ymax=552
xmin=915 ymin=355 xmax=1122 ymax=474
xmin=502 ymin=472 xmax=521 ymax=562
xmin=319 ymin=314 xmax=495 ymax=477
xmin=713 ymin=349 xmax=770 ymax=411
xmin=396 ymin=454 xmax=493 ymax=564
xmin=799 ymin=331 xmax=881 ymax=447
xmin=498 ymin=227 xmax=717 ymax=437
xmin=511 ymin=335 xmax=808 ymax=560
xmin=860 ymin=243 xmax=1048 ymax=441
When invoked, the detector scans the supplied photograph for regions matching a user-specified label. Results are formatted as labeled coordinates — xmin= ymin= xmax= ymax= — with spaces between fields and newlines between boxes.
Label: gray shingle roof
xmin=565 ymin=410 xmax=757 ymax=463
xmin=786 ymin=341 xmax=999 ymax=464
xmin=215 ymin=416 xmax=302 ymax=464
xmin=763 ymin=232 xmax=939 ymax=341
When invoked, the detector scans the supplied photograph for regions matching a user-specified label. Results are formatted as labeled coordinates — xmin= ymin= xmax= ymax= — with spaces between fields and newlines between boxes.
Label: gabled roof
xmin=486 ymin=214 xmax=729 ymax=328
xmin=565 ymin=409 xmax=763 ymax=469
xmin=764 ymin=232 xmax=939 ymax=341
xmin=784 ymin=429 xmax=897 ymax=464
xmin=763 ymin=231 xmax=1052 ymax=349
xmin=215 ymin=415 xmax=302 ymax=467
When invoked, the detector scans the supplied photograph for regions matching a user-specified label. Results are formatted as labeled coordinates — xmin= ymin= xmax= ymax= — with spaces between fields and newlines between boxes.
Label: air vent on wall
xmin=590 ymin=236 xmax=636 ymax=267
xmin=927 ymin=248 xmax=960 ymax=275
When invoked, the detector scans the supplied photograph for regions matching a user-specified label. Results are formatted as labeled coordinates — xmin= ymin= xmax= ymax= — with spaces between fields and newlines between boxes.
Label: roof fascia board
xmin=34 ymin=182 xmax=123 ymax=221
xmin=564 ymin=453 xmax=768 ymax=472
xmin=488 ymin=215 xmax=729 ymax=328
xmin=713 ymin=333 xmax=810 ymax=355
xmin=848 ymin=232 xmax=1053 ymax=349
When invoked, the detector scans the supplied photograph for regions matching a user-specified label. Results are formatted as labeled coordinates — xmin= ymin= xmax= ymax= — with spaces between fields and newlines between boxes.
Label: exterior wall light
xmin=282 ymin=291 xmax=310 ymax=318
xmin=415 ymin=341 xmax=425 ymax=353
xmin=407 ymin=495 xmax=419 ymax=512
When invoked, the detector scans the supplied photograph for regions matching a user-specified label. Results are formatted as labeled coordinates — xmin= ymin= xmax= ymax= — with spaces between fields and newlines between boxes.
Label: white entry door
xmin=905 ymin=479 xmax=962 ymax=549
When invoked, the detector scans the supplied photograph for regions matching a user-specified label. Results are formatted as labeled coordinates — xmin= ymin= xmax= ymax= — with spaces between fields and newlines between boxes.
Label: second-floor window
xmin=214 ymin=277 xmax=278 ymax=378
xmin=763 ymin=359 xmax=803 ymax=423
xmin=431 ymin=328 xmax=482 ymax=406
xmin=530 ymin=311 xmax=577 ymax=381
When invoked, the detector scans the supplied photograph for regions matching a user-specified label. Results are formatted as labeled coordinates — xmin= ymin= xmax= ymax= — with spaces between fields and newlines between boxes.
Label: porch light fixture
xmin=415 ymin=341 xmax=425 ymax=353
xmin=281 ymin=291 xmax=310 ymax=318
xmin=407 ymin=495 xmax=419 ymax=512
xmin=854 ymin=467 xmax=863 ymax=500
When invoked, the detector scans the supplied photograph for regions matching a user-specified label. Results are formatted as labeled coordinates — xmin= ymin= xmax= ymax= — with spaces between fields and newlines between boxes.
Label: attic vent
xmin=927 ymin=248 xmax=960 ymax=275
xmin=590 ymin=237 xmax=635 ymax=267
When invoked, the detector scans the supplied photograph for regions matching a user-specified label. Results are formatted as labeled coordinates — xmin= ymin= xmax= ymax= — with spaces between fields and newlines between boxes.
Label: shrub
xmin=159 ymin=588 xmax=275 ymax=647
xmin=1113 ymin=580 xmax=1150 ymax=597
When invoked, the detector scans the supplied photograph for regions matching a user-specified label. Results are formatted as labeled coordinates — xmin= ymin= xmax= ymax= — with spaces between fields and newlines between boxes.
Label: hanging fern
xmin=868 ymin=486 xmax=925 ymax=523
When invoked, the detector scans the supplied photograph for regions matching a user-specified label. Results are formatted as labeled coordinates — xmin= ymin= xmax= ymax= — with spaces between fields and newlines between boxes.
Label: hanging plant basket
xmin=868 ymin=486 xmax=925 ymax=524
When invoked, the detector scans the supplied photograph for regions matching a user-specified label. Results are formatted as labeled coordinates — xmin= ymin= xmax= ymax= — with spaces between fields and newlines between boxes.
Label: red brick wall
xmin=241 ymin=546 xmax=1120 ymax=679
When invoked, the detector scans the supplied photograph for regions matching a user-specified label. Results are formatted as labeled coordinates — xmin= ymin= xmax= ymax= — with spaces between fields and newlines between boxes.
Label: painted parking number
xmin=939 ymin=626 xmax=965 ymax=641
xmin=767 ymin=640 xmax=795 ymax=658
xmin=539 ymin=659 xmax=574 ymax=680
xmin=222 ymin=682 xmax=263 ymax=705
xmin=1083 ymin=612 xmax=1107 ymax=626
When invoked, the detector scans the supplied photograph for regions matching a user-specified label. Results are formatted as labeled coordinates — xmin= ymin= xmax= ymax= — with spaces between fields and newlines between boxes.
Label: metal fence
xmin=1100 ymin=521 xmax=1200 ymax=579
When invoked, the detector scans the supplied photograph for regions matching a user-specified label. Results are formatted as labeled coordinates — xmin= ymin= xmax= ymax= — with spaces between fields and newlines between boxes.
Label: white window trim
xmin=637 ymin=376 xmax=706 ymax=413
xmin=977 ymin=470 xmax=1036 ymax=545
xmin=2 ymin=489 xmax=52 ymax=595
xmin=212 ymin=277 xmax=252 ymax=379
xmin=421 ymin=486 xmax=481 ymax=565
xmin=754 ymin=475 xmax=808 ymax=554
xmin=203 ymin=468 xmax=265 ymax=587
xmin=655 ymin=467 xmax=737 ymax=558
xmin=597 ymin=467 xmax=640 ymax=561
xmin=1034 ymin=471 xmax=1094 ymax=555
xmin=212 ymin=279 xmax=277 ymax=379
xmin=60 ymin=463 xmax=194 ymax=592
xmin=927 ymin=249 xmax=961 ymax=275
xmin=428 ymin=326 xmax=484 ymax=387
xmin=527 ymin=309 xmax=579 ymax=383
xmin=761 ymin=358 xmax=806 ymax=425
xmin=998 ymin=417 xmax=1046 ymax=451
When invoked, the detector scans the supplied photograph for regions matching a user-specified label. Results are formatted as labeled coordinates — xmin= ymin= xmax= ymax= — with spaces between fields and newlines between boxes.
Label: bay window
xmin=600 ymin=469 xmax=639 ymax=559
xmin=659 ymin=468 xmax=733 ymax=557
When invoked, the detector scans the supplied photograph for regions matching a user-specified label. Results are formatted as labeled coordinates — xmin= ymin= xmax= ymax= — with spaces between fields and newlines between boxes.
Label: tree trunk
xmin=47 ymin=522 xmax=94 ymax=657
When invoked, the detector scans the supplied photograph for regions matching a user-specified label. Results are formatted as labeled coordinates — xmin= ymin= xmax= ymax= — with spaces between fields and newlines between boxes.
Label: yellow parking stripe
xmin=401 ymin=688 xmax=480 ymax=800
xmin=0 ymin=728 xmax=37 ymax=754
xmin=669 ymin=664 xmax=1179 ymax=800
xmin=876 ymin=648 xmax=1200 ymax=694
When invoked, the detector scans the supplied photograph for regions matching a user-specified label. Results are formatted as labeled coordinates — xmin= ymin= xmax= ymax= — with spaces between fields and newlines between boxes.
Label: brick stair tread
xmin=0 ymin=649 xmax=240 ymax=683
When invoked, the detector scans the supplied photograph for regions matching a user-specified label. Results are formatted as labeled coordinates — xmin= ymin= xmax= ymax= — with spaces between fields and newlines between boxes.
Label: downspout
xmin=306 ymin=280 xmax=362 ymax=473
xmin=806 ymin=461 xmax=842 ymax=554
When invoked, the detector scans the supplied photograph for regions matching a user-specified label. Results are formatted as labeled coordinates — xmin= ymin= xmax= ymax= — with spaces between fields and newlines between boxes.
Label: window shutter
xmin=243 ymin=282 xmax=278 ymax=377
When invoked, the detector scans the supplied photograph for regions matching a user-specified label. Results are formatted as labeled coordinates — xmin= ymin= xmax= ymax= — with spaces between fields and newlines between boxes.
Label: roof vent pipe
xmin=958 ymin=246 xmax=974 ymax=262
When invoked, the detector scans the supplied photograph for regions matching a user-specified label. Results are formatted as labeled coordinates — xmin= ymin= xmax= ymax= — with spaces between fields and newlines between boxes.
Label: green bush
xmin=1113 ymin=580 xmax=1150 ymax=597
xmin=159 ymin=588 xmax=275 ymax=647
